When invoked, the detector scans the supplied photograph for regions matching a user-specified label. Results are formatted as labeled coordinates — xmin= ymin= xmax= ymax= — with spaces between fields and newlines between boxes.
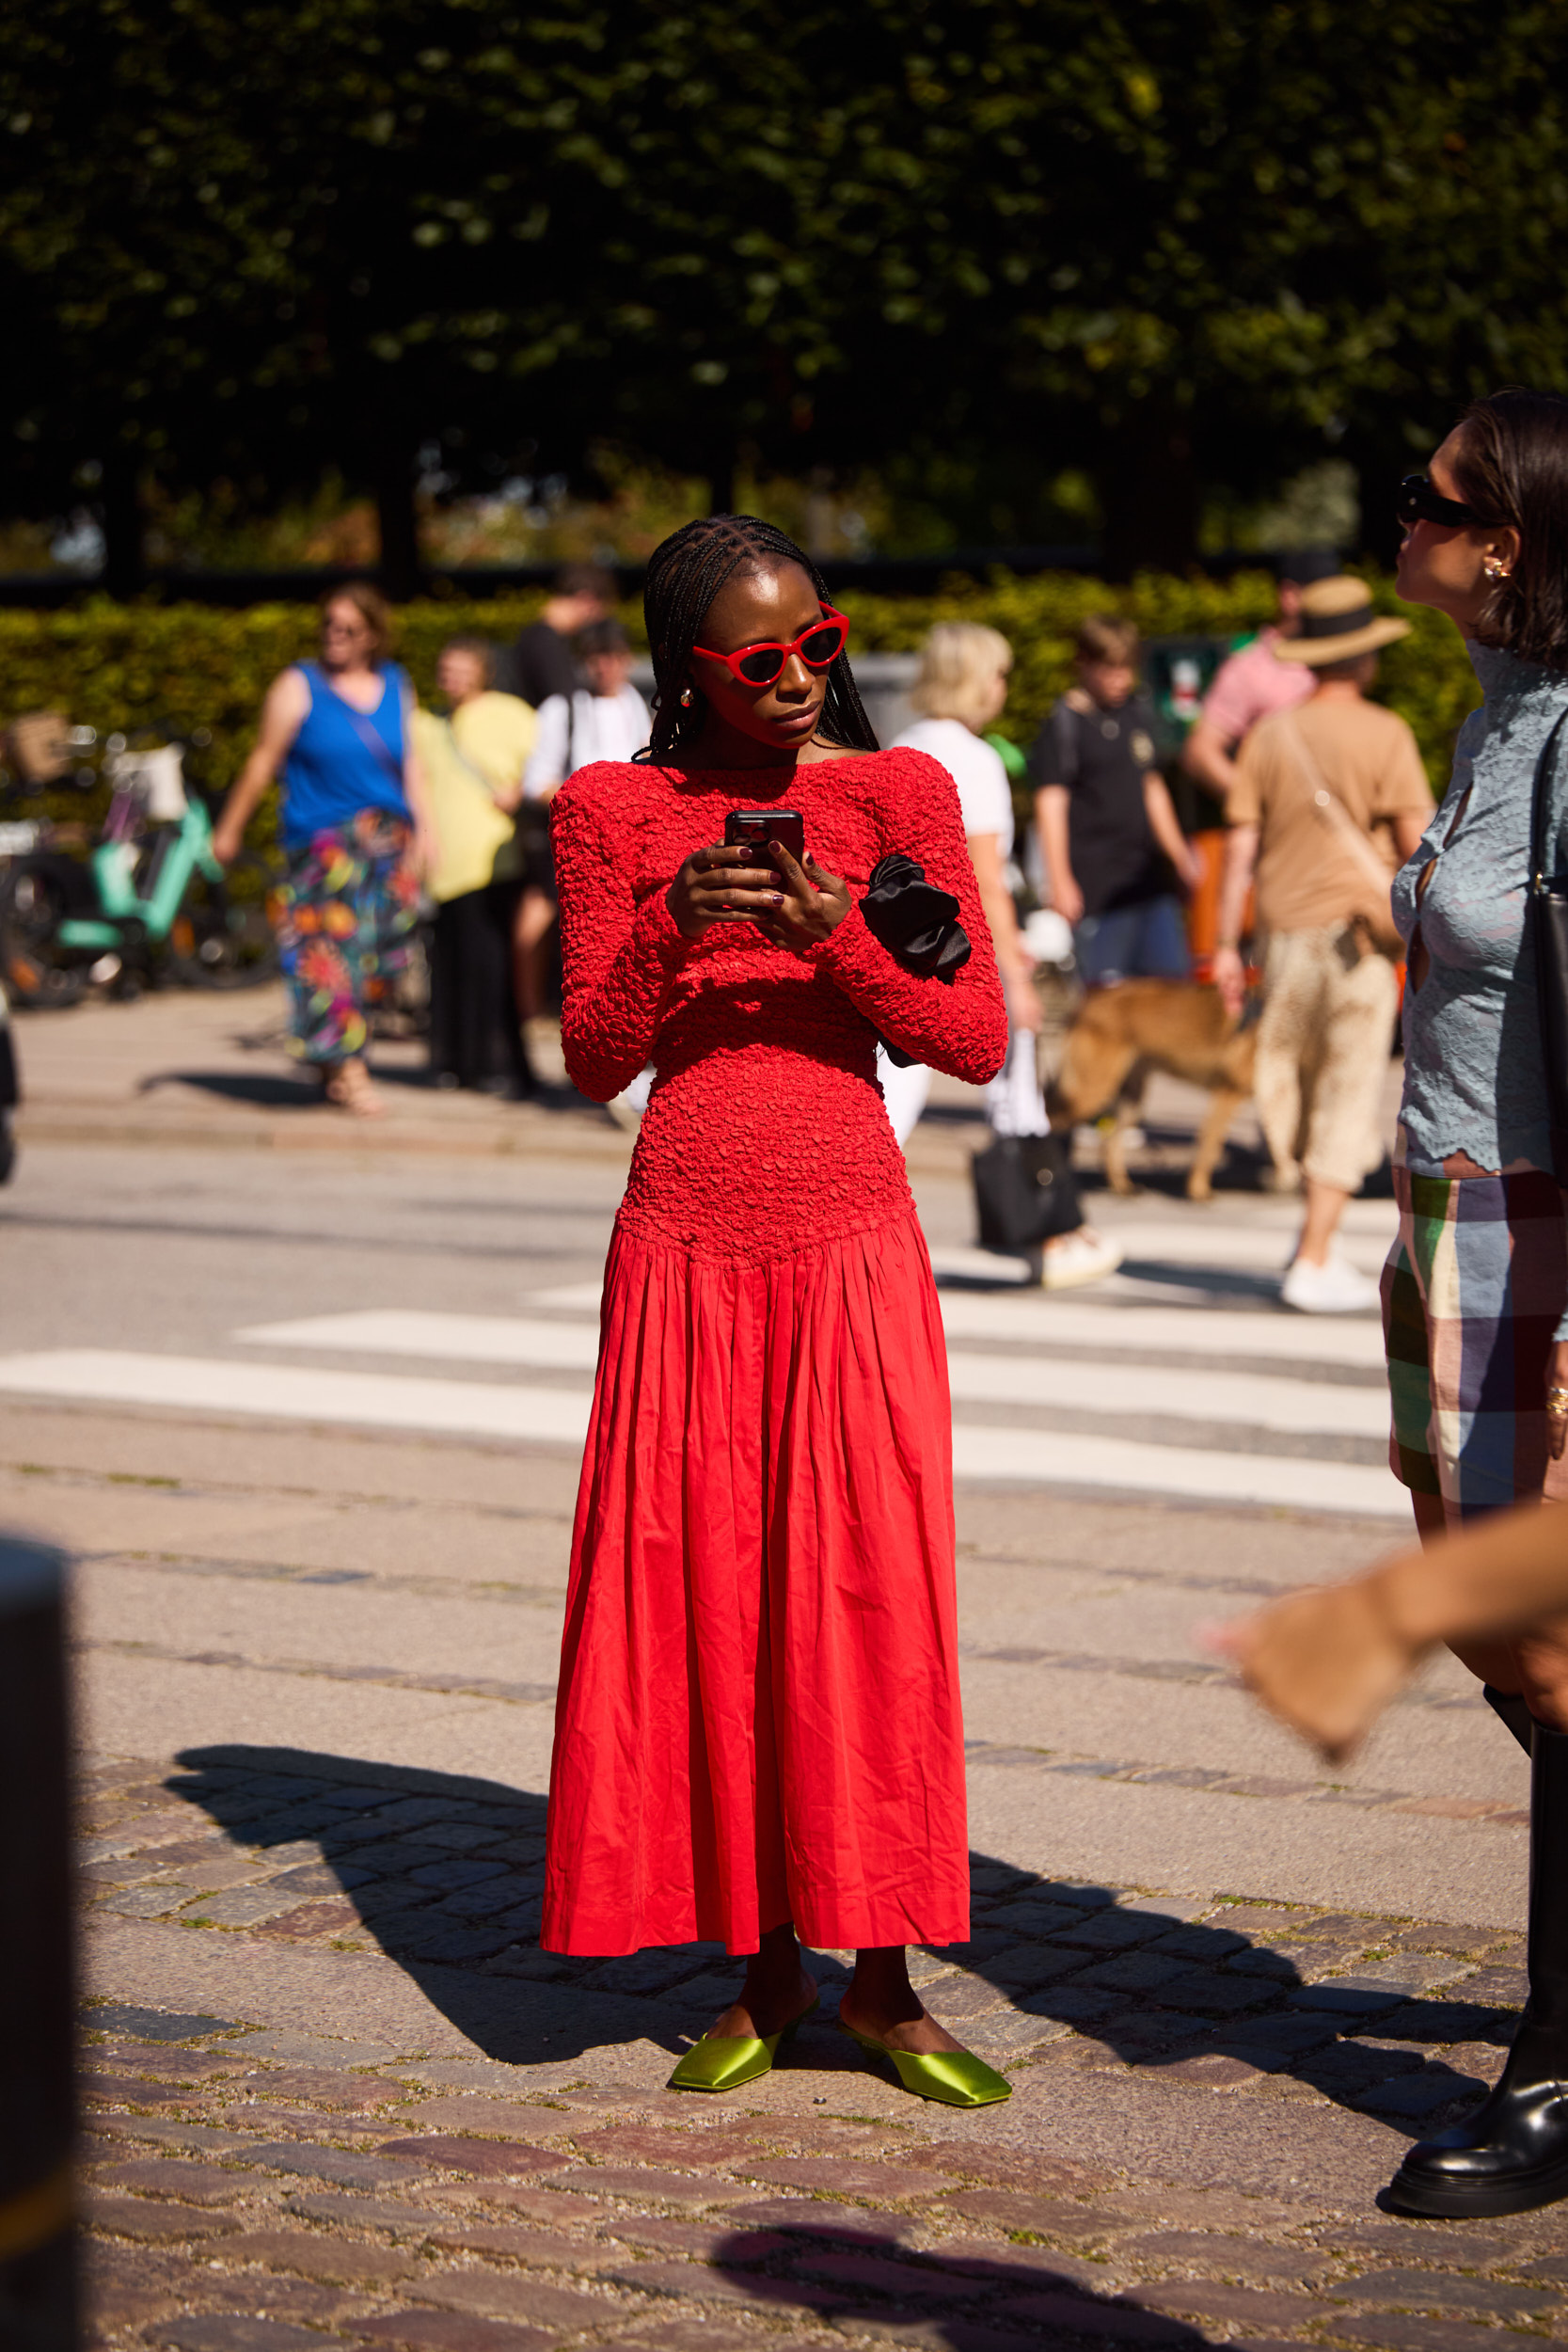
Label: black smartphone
xmin=724 ymin=808 xmax=805 ymax=866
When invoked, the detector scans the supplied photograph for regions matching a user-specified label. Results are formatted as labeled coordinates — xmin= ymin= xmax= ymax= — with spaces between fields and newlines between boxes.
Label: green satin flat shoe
xmin=668 ymin=1994 xmax=820 ymax=2093
xmin=838 ymin=2020 xmax=1012 ymax=2107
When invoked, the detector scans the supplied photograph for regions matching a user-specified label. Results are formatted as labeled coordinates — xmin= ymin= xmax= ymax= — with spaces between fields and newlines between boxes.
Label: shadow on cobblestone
xmin=698 ymin=2211 xmax=1216 ymax=2347
xmin=160 ymin=1744 xmax=1510 ymax=2136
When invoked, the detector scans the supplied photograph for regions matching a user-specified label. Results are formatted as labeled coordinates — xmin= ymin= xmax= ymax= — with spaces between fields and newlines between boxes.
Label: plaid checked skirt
xmin=1383 ymin=1165 xmax=1568 ymax=1525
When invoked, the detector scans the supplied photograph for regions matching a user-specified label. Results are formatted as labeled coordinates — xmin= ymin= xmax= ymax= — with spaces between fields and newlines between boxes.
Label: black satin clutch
xmin=860 ymin=851 xmax=972 ymax=1068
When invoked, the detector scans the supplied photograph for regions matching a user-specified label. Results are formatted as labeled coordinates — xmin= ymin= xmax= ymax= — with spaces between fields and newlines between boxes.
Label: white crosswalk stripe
xmin=0 ymin=1226 xmax=1407 ymax=1514
xmin=0 ymin=1349 xmax=594 ymax=1445
xmin=240 ymin=1307 xmax=1385 ymax=1439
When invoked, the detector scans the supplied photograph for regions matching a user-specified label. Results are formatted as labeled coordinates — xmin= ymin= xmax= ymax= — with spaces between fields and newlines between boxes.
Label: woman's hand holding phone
xmin=667 ymin=838 xmax=850 ymax=950
xmin=757 ymin=841 xmax=849 ymax=951
xmin=667 ymin=842 xmax=782 ymax=940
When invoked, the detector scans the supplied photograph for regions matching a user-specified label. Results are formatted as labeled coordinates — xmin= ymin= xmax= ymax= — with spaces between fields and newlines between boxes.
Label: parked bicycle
xmin=0 ymin=722 xmax=283 ymax=1005
xmin=0 ymin=712 xmax=101 ymax=1008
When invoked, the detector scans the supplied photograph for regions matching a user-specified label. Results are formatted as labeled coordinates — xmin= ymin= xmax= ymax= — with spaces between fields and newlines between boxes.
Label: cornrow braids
xmin=638 ymin=514 xmax=879 ymax=761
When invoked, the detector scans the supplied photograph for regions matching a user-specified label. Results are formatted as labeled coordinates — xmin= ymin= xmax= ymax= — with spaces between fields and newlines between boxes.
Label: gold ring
xmin=1548 ymin=1387 xmax=1568 ymax=1413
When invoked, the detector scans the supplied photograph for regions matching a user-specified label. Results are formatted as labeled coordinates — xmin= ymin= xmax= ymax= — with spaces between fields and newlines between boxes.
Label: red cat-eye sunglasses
xmin=691 ymin=605 xmax=850 ymax=688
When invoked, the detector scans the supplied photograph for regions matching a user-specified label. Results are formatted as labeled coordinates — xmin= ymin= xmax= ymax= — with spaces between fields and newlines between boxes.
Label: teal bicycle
xmin=1 ymin=732 xmax=281 ymax=1004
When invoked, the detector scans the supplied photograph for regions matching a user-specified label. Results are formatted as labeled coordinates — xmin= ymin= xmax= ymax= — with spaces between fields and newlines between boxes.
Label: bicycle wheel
xmin=167 ymin=853 xmax=282 ymax=989
xmin=0 ymin=861 xmax=88 ymax=1009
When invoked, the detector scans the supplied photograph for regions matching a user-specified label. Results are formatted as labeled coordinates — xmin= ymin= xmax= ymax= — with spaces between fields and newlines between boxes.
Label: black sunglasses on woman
xmin=1396 ymin=473 xmax=1488 ymax=530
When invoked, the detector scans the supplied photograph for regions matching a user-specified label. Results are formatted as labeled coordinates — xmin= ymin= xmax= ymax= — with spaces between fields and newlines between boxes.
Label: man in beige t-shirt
xmin=1211 ymin=578 xmax=1433 ymax=1314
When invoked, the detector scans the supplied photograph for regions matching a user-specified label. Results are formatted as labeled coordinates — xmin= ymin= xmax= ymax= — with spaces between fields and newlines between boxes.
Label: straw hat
xmin=1275 ymin=575 xmax=1410 ymax=664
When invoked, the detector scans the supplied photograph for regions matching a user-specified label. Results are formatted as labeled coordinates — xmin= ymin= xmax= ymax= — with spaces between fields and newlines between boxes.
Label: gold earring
xmin=679 ymin=686 xmax=694 ymax=708
xmin=1484 ymin=557 xmax=1510 ymax=580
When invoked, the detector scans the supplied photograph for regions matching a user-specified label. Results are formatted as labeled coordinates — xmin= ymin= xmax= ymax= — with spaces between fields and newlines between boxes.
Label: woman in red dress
xmin=542 ymin=516 xmax=1011 ymax=2106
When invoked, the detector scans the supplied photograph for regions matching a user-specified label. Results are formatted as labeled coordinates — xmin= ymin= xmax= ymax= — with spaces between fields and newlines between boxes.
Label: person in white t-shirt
xmin=522 ymin=623 xmax=653 ymax=795
xmin=515 ymin=620 xmax=653 ymax=1042
xmin=893 ymin=625 xmax=1120 ymax=1291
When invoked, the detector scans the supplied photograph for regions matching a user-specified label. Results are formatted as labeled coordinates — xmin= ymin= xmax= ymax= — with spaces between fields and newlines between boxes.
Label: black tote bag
xmin=972 ymin=1131 xmax=1083 ymax=1252
xmin=1529 ymin=707 xmax=1568 ymax=1184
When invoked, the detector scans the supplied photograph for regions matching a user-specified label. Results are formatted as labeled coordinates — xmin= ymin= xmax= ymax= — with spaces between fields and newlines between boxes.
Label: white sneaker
xmin=1038 ymin=1226 xmax=1124 ymax=1291
xmin=1280 ymin=1252 xmax=1380 ymax=1314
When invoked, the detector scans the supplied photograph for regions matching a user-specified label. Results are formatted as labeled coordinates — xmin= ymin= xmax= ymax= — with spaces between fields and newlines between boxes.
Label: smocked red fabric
xmin=541 ymin=749 xmax=1008 ymax=1956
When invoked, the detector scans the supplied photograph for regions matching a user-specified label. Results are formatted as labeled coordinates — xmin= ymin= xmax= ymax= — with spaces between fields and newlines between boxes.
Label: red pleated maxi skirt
xmin=541 ymin=1207 xmax=970 ymax=1957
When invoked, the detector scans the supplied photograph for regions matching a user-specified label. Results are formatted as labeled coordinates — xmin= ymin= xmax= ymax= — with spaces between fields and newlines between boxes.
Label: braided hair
xmin=640 ymin=515 xmax=879 ymax=761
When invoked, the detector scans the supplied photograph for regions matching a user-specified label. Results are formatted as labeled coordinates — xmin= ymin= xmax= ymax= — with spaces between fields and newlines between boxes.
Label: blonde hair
xmin=910 ymin=622 xmax=1012 ymax=727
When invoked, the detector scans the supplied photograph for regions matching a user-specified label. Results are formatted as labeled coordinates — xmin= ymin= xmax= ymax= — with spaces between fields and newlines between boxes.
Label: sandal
xmin=321 ymin=1060 xmax=386 ymax=1119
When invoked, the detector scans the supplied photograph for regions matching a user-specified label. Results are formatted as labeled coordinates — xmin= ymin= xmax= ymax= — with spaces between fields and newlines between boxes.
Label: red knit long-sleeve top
xmin=550 ymin=747 xmax=1008 ymax=1260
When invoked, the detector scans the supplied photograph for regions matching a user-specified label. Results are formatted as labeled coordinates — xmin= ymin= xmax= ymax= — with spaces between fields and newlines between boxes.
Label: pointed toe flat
xmin=669 ymin=1994 xmax=819 ymax=2092
xmin=838 ymin=2020 xmax=1011 ymax=2106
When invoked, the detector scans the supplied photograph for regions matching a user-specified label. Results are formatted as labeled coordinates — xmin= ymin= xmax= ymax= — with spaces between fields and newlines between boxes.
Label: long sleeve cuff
xmin=636 ymin=886 xmax=696 ymax=968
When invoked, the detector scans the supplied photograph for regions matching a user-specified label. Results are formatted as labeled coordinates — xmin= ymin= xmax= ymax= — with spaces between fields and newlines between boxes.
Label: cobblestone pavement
xmin=82 ymin=1746 xmax=1565 ymax=2352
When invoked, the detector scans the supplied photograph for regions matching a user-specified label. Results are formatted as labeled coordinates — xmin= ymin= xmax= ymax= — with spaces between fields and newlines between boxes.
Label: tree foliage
xmin=4 ymin=0 xmax=1567 ymax=576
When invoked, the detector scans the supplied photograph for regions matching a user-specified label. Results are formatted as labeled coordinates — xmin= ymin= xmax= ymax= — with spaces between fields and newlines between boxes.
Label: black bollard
xmin=0 ymin=1536 xmax=76 ymax=2349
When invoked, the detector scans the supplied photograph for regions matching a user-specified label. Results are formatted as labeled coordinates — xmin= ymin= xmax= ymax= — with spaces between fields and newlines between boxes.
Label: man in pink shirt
xmin=1182 ymin=551 xmax=1339 ymax=802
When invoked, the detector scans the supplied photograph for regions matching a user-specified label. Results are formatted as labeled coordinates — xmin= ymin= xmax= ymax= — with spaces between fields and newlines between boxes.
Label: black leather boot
xmin=1485 ymin=1684 xmax=1536 ymax=1756
xmin=1387 ymin=1718 xmax=1568 ymax=2217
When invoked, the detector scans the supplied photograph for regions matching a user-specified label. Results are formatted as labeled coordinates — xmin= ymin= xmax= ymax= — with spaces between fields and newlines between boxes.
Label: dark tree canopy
xmin=4 ymin=0 xmax=1567 ymax=581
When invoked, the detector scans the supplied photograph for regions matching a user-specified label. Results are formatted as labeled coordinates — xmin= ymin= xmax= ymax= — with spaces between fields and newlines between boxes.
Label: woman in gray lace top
xmin=1380 ymin=389 xmax=1568 ymax=2223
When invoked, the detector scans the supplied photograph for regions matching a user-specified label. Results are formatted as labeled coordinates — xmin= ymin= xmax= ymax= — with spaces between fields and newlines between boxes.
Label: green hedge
xmin=839 ymin=570 xmax=1478 ymax=799
xmin=0 ymin=571 xmax=1477 ymax=841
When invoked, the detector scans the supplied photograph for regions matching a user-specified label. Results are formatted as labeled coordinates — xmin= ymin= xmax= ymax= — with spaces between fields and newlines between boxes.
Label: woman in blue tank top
xmin=213 ymin=582 xmax=437 ymax=1115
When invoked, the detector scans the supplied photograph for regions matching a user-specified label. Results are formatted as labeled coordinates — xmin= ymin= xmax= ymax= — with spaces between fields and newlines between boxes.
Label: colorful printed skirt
xmin=277 ymin=811 xmax=419 ymax=1066
xmin=1383 ymin=1164 xmax=1568 ymax=1525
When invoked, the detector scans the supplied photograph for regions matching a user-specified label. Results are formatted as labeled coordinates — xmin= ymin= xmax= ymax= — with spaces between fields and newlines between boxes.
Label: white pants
xmin=877 ymin=1049 xmax=931 ymax=1148
xmin=878 ymin=1031 xmax=1048 ymax=1150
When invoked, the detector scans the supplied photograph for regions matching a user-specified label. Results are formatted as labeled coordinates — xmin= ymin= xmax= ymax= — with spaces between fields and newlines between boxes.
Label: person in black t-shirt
xmin=495 ymin=561 xmax=616 ymax=706
xmin=1031 ymin=614 xmax=1199 ymax=986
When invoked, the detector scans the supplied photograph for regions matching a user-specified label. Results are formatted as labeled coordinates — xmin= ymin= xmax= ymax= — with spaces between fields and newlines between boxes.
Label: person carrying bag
xmin=1210 ymin=574 xmax=1433 ymax=1312
xmin=972 ymin=1033 xmax=1084 ymax=1262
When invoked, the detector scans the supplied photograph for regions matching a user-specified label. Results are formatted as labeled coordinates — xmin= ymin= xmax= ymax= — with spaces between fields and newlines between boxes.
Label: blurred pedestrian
xmin=495 ymin=561 xmax=615 ymax=707
xmin=1032 ymin=615 xmax=1200 ymax=986
xmin=1351 ymin=389 xmax=1568 ymax=2218
xmin=1180 ymin=550 xmax=1340 ymax=800
xmin=1212 ymin=578 xmax=1430 ymax=1311
xmin=515 ymin=620 xmax=652 ymax=1037
xmin=543 ymin=515 xmax=1010 ymax=2109
xmin=212 ymin=582 xmax=436 ymax=1118
xmin=895 ymin=623 xmax=1120 ymax=1288
xmin=524 ymin=619 xmax=651 ymax=792
xmin=414 ymin=636 xmax=535 ymax=1098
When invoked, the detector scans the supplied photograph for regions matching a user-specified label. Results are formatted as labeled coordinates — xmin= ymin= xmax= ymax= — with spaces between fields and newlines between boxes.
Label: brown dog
xmin=1048 ymin=979 xmax=1258 ymax=1203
